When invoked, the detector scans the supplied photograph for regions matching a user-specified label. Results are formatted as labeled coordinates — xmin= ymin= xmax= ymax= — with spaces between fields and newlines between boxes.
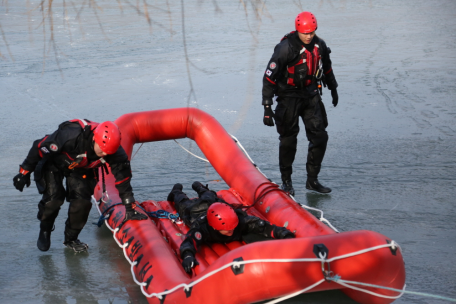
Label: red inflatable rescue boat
xmin=93 ymin=108 xmax=405 ymax=304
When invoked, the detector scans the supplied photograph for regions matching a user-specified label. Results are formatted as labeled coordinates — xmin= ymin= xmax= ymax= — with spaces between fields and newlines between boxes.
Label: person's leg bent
xmin=64 ymin=172 xmax=96 ymax=244
xmin=36 ymin=166 xmax=65 ymax=251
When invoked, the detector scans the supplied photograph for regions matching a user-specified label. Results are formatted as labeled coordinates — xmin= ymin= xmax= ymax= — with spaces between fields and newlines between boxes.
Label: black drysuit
xmin=262 ymin=32 xmax=338 ymax=180
xmin=170 ymin=188 xmax=294 ymax=258
xmin=20 ymin=120 xmax=135 ymax=240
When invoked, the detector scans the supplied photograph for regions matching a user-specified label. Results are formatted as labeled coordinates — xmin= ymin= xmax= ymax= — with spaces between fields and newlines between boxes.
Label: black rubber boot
xmin=123 ymin=203 xmax=148 ymax=222
xmin=167 ymin=183 xmax=183 ymax=202
xmin=37 ymin=224 xmax=54 ymax=252
xmin=306 ymin=178 xmax=332 ymax=194
xmin=191 ymin=181 xmax=210 ymax=196
xmin=281 ymin=180 xmax=295 ymax=196
xmin=64 ymin=229 xmax=88 ymax=253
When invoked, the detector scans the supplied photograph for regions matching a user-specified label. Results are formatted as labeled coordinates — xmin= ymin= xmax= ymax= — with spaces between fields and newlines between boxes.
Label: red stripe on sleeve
xmin=266 ymin=77 xmax=276 ymax=85
xmin=115 ymin=176 xmax=130 ymax=185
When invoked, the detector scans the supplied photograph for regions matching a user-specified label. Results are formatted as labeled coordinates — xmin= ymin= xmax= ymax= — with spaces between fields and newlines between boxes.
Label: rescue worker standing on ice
xmin=262 ymin=12 xmax=339 ymax=194
xmin=13 ymin=119 xmax=148 ymax=253
xmin=167 ymin=182 xmax=295 ymax=273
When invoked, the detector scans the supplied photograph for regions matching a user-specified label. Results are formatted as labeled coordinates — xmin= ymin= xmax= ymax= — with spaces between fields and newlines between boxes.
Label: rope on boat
xmin=131 ymin=143 xmax=144 ymax=160
xmin=173 ymin=139 xmax=209 ymax=162
xmin=93 ymin=199 xmax=182 ymax=226
xmin=146 ymin=210 xmax=182 ymax=224
xmin=265 ymin=276 xmax=456 ymax=303
xmin=92 ymin=196 xmax=456 ymax=303
xmin=294 ymin=199 xmax=340 ymax=233
xmin=93 ymin=202 xmax=123 ymax=227
xmin=229 ymin=134 xmax=271 ymax=181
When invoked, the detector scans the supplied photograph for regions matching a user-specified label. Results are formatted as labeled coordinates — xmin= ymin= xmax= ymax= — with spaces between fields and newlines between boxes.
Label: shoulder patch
xmin=194 ymin=231 xmax=202 ymax=240
xmin=269 ymin=62 xmax=276 ymax=70
xmin=265 ymin=69 xmax=272 ymax=76
xmin=40 ymin=147 xmax=50 ymax=154
xmin=49 ymin=143 xmax=59 ymax=152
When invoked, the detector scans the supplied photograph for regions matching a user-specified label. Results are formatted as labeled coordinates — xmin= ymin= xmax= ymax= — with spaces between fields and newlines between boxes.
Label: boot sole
xmin=65 ymin=245 xmax=89 ymax=253
xmin=37 ymin=243 xmax=51 ymax=251
xmin=306 ymin=185 xmax=332 ymax=194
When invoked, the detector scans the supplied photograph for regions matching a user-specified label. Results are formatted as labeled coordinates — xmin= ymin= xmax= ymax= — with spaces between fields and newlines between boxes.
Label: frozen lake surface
xmin=1 ymin=1 xmax=455 ymax=303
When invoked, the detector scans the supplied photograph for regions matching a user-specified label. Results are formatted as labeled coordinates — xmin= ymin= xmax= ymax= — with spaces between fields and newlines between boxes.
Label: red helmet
xmin=295 ymin=12 xmax=318 ymax=33
xmin=207 ymin=203 xmax=239 ymax=231
xmin=93 ymin=121 xmax=121 ymax=154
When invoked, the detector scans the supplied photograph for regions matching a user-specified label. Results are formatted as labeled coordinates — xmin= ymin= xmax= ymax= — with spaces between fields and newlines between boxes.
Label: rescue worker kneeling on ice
xmin=167 ymin=182 xmax=295 ymax=274
xmin=13 ymin=119 xmax=148 ymax=253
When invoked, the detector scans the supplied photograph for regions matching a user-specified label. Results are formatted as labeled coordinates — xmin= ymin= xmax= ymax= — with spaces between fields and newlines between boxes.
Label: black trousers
xmin=37 ymin=165 xmax=96 ymax=238
xmin=172 ymin=189 xmax=217 ymax=227
xmin=274 ymin=94 xmax=328 ymax=181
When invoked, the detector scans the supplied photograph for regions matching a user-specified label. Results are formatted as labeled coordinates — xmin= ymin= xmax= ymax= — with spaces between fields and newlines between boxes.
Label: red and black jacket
xmin=20 ymin=119 xmax=134 ymax=203
xmin=179 ymin=209 xmax=292 ymax=258
xmin=262 ymin=32 xmax=338 ymax=105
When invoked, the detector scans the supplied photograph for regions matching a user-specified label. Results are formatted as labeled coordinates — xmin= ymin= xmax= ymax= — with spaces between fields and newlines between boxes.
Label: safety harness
xmin=281 ymin=32 xmax=323 ymax=88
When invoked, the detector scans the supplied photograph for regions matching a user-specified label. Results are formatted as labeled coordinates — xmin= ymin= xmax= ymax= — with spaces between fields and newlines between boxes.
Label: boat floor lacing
xmin=174 ymin=135 xmax=339 ymax=233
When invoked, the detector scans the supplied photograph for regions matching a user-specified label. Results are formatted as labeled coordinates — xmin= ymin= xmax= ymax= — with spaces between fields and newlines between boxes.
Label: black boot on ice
xmin=64 ymin=229 xmax=88 ymax=253
xmin=64 ymin=239 xmax=89 ymax=253
xmin=281 ymin=180 xmax=295 ymax=196
xmin=37 ymin=225 xmax=54 ymax=252
xmin=167 ymin=183 xmax=183 ymax=202
xmin=306 ymin=178 xmax=332 ymax=194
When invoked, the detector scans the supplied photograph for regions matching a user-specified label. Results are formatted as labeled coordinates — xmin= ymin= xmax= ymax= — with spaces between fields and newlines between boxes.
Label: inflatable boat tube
xmin=93 ymin=108 xmax=405 ymax=304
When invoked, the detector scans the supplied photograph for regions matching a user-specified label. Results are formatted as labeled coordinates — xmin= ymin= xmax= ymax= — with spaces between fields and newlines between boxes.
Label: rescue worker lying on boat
xmin=167 ymin=182 xmax=295 ymax=273
xmin=13 ymin=119 xmax=148 ymax=253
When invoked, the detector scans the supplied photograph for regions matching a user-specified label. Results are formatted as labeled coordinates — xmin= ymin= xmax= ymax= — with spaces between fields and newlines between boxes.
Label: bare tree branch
xmin=0 ymin=21 xmax=14 ymax=60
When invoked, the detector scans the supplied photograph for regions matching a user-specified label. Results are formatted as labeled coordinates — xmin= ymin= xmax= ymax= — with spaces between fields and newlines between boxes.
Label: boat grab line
xmin=91 ymin=199 xmax=415 ymax=303
xmin=94 ymin=197 xmax=456 ymax=303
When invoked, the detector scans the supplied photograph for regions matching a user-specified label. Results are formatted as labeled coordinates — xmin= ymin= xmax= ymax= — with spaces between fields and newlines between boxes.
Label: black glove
xmin=181 ymin=252 xmax=199 ymax=273
xmin=273 ymin=226 xmax=295 ymax=239
xmin=13 ymin=173 xmax=31 ymax=192
xmin=331 ymin=89 xmax=339 ymax=107
xmin=123 ymin=203 xmax=148 ymax=222
xmin=263 ymin=105 xmax=275 ymax=127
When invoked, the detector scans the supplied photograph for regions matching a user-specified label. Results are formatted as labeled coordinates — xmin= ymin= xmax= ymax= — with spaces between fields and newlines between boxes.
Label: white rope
xmin=230 ymin=134 xmax=270 ymax=180
xmin=332 ymin=280 xmax=456 ymax=302
xmin=326 ymin=242 xmax=400 ymax=263
xmin=173 ymin=139 xmax=209 ymax=162
xmin=94 ymin=198 xmax=453 ymax=303
xmin=334 ymin=280 xmax=405 ymax=299
xmin=87 ymin=204 xmax=405 ymax=302
xmin=131 ymin=143 xmax=144 ymax=160
xmin=287 ymin=194 xmax=340 ymax=233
